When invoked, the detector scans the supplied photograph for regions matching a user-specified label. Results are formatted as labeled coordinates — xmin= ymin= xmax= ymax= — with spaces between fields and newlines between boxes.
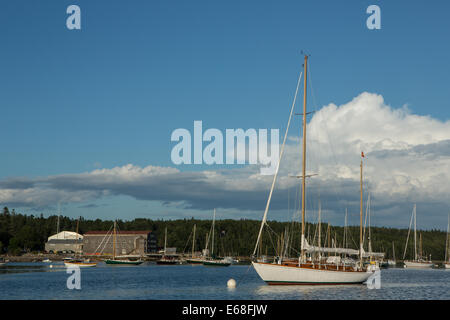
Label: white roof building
xmin=48 ymin=231 xmax=83 ymax=241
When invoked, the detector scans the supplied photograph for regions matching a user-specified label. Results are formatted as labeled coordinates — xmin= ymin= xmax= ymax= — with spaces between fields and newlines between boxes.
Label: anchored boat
xmin=251 ymin=55 xmax=375 ymax=285
xmin=402 ymin=205 xmax=434 ymax=269
xmin=156 ymin=227 xmax=179 ymax=265
xmin=202 ymin=209 xmax=231 ymax=267
xmin=105 ymin=221 xmax=144 ymax=265
xmin=65 ymin=216 xmax=98 ymax=268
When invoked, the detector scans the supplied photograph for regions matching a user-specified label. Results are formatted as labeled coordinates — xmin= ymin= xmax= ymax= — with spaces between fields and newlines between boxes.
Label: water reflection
xmin=0 ymin=262 xmax=66 ymax=274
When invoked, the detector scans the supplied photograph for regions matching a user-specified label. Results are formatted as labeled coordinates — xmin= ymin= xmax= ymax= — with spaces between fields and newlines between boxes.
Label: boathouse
xmin=82 ymin=230 xmax=157 ymax=256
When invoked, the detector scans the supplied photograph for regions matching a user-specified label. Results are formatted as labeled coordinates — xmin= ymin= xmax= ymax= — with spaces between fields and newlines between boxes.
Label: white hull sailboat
xmin=65 ymin=216 xmax=98 ymax=268
xmin=252 ymin=262 xmax=372 ymax=285
xmin=64 ymin=261 xmax=97 ymax=268
xmin=403 ymin=260 xmax=433 ymax=269
xmin=402 ymin=205 xmax=434 ymax=269
xmin=251 ymin=55 xmax=374 ymax=285
xmin=202 ymin=209 xmax=231 ymax=267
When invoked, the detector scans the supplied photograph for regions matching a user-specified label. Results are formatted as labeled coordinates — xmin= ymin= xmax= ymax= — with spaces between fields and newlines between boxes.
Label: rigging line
xmin=402 ymin=207 xmax=414 ymax=260
xmin=308 ymin=64 xmax=349 ymax=216
xmin=182 ymin=228 xmax=193 ymax=254
xmin=362 ymin=192 xmax=370 ymax=249
xmin=252 ymin=68 xmax=303 ymax=256
xmin=94 ymin=224 xmax=113 ymax=254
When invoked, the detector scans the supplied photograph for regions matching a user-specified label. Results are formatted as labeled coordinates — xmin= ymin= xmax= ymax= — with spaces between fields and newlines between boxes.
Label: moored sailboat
xmin=251 ymin=55 xmax=375 ymax=285
xmin=202 ymin=209 xmax=231 ymax=267
xmin=402 ymin=205 xmax=433 ymax=269
xmin=185 ymin=224 xmax=205 ymax=264
xmin=104 ymin=221 xmax=144 ymax=265
xmin=156 ymin=227 xmax=179 ymax=265
xmin=65 ymin=216 xmax=97 ymax=268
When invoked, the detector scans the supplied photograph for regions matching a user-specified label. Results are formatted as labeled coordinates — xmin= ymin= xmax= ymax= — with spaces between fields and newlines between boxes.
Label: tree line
xmin=0 ymin=206 xmax=448 ymax=260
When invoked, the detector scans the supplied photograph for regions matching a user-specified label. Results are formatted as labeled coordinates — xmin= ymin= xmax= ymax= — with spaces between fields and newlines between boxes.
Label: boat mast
xmin=192 ymin=224 xmax=196 ymax=257
xmin=344 ymin=209 xmax=348 ymax=249
xmin=75 ymin=216 xmax=80 ymax=256
xmin=57 ymin=202 xmax=60 ymax=235
xmin=300 ymin=54 xmax=308 ymax=263
xmin=446 ymin=213 xmax=449 ymax=263
xmin=327 ymin=223 xmax=331 ymax=257
xmin=318 ymin=200 xmax=321 ymax=260
xmin=419 ymin=233 xmax=423 ymax=260
xmin=212 ymin=209 xmax=216 ymax=257
xmin=414 ymin=204 xmax=417 ymax=261
xmin=360 ymin=152 xmax=364 ymax=267
xmin=392 ymin=241 xmax=396 ymax=261
xmin=113 ymin=220 xmax=116 ymax=260
xmin=164 ymin=226 xmax=168 ymax=255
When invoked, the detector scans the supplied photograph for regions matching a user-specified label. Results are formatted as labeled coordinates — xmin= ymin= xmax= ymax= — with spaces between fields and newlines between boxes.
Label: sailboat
xmin=65 ymin=216 xmax=97 ymax=268
xmin=251 ymin=55 xmax=375 ymax=285
xmin=402 ymin=205 xmax=433 ymax=268
xmin=444 ymin=214 xmax=450 ymax=269
xmin=104 ymin=221 xmax=144 ymax=265
xmin=202 ymin=209 xmax=231 ymax=266
xmin=157 ymin=227 xmax=179 ymax=264
xmin=387 ymin=242 xmax=396 ymax=267
xmin=186 ymin=224 xmax=205 ymax=264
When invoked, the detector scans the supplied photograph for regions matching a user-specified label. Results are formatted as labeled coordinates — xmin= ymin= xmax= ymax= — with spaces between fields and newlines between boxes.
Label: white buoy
xmin=49 ymin=265 xmax=53 ymax=268
xmin=227 ymin=278 xmax=236 ymax=288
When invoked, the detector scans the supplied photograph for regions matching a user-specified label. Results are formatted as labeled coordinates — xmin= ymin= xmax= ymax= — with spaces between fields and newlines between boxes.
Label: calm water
xmin=1 ymin=262 xmax=449 ymax=300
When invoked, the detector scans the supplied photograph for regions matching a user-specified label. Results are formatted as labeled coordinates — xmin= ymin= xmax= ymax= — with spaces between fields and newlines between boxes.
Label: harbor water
xmin=1 ymin=262 xmax=449 ymax=300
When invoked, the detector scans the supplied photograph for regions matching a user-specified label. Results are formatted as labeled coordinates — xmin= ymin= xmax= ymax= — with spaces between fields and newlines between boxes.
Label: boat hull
xmin=403 ymin=261 xmax=434 ymax=269
xmin=64 ymin=262 xmax=97 ymax=268
xmin=203 ymin=260 xmax=231 ymax=267
xmin=252 ymin=262 xmax=373 ymax=285
xmin=443 ymin=263 xmax=450 ymax=269
xmin=104 ymin=259 xmax=143 ymax=265
xmin=156 ymin=260 xmax=178 ymax=265
xmin=186 ymin=258 xmax=204 ymax=264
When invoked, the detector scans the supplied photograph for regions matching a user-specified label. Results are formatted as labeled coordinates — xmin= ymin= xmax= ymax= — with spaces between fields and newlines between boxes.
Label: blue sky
xmin=1 ymin=1 xmax=450 ymax=229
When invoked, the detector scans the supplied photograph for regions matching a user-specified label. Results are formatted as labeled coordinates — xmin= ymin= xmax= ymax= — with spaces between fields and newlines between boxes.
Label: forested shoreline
xmin=0 ymin=207 xmax=448 ymax=260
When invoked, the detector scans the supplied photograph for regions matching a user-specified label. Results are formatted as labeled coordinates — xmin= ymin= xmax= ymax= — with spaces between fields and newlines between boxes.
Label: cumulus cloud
xmin=1 ymin=92 xmax=449 ymax=227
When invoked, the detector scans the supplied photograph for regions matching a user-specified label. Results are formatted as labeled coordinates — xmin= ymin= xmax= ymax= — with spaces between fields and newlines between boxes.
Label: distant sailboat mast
xmin=360 ymin=152 xmax=364 ymax=267
xmin=113 ymin=221 xmax=117 ymax=260
xmin=414 ymin=204 xmax=417 ymax=261
xmin=445 ymin=214 xmax=449 ymax=263
xmin=300 ymin=55 xmax=308 ymax=263
xmin=192 ymin=224 xmax=196 ymax=258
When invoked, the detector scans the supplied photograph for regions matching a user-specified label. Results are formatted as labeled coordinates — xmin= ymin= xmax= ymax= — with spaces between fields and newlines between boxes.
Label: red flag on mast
xmin=361 ymin=151 xmax=365 ymax=158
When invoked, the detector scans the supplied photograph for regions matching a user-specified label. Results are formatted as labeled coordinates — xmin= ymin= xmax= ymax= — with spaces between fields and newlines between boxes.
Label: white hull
xmin=252 ymin=262 xmax=373 ymax=285
xmin=403 ymin=261 xmax=433 ymax=269
xmin=444 ymin=263 xmax=450 ymax=269
xmin=64 ymin=262 xmax=97 ymax=268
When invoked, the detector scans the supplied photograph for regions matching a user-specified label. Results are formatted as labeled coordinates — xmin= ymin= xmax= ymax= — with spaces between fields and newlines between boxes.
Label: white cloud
xmin=1 ymin=92 xmax=449 ymax=227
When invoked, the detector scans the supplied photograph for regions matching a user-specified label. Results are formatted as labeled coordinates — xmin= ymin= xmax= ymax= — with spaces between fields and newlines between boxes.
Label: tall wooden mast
xmin=192 ymin=224 xmax=196 ymax=257
xmin=360 ymin=153 xmax=364 ymax=267
xmin=113 ymin=220 xmax=116 ymax=260
xmin=446 ymin=214 xmax=449 ymax=263
xmin=164 ymin=226 xmax=168 ymax=255
xmin=300 ymin=54 xmax=308 ymax=262
xmin=414 ymin=204 xmax=417 ymax=261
